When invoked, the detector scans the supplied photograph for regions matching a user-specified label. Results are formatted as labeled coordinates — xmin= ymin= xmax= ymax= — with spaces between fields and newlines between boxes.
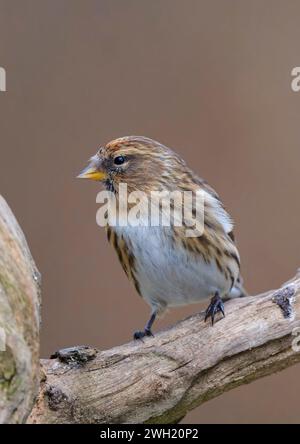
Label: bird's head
xmin=77 ymin=136 xmax=187 ymax=193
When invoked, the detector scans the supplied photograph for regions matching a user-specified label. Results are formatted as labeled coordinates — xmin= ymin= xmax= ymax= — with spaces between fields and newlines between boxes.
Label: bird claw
xmin=204 ymin=293 xmax=225 ymax=325
xmin=133 ymin=328 xmax=154 ymax=341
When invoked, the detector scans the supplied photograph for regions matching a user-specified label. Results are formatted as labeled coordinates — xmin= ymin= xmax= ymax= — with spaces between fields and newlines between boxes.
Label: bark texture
xmin=0 ymin=196 xmax=41 ymax=423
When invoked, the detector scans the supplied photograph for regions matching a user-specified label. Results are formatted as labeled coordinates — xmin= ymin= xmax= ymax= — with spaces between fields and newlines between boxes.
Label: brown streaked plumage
xmin=78 ymin=136 xmax=246 ymax=339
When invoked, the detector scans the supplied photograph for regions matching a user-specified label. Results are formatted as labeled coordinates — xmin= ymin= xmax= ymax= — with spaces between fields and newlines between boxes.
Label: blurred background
xmin=0 ymin=0 xmax=300 ymax=423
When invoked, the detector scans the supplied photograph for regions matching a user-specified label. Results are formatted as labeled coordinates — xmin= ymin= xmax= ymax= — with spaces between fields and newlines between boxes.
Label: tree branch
xmin=29 ymin=273 xmax=300 ymax=424
xmin=0 ymin=196 xmax=41 ymax=423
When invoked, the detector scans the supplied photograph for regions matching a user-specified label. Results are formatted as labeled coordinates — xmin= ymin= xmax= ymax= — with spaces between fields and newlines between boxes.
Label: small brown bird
xmin=78 ymin=136 xmax=246 ymax=339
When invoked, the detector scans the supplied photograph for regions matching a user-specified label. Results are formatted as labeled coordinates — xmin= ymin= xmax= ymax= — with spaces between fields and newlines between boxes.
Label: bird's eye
xmin=114 ymin=155 xmax=126 ymax=165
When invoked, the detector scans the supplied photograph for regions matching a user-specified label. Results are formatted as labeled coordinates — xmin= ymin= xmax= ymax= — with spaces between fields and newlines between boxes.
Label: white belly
xmin=114 ymin=226 xmax=231 ymax=312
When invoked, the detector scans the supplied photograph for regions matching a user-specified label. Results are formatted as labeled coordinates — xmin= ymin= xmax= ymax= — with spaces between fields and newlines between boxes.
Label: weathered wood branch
xmin=1 ymin=195 xmax=300 ymax=424
xmin=0 ymin=196 xmax=41 ymax=423
xmin=29 ymin=274 xmax=300 ymax=424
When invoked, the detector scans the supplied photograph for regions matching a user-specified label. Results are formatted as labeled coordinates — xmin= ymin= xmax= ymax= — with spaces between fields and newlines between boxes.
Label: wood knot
xmin=50 ymin=345 xmax=97 ymax=366
xmin=45 ymin=386 xmax=68 ymax=411
xmin=272 ymin=285 xmax=295 ymax=318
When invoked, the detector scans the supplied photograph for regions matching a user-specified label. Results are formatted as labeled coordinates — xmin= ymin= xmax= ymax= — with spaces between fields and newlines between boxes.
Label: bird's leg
xmin=204 ymin=292 xmax=225 ymax=325
xmin=133 ymin=312 xmax=156 ymax=340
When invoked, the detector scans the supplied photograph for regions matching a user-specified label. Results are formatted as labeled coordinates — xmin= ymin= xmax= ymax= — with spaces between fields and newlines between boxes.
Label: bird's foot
xmin=133 ymin=328 xmax=154 ymax=341
xmin=204 ymin=293 xmax=225 ymax=325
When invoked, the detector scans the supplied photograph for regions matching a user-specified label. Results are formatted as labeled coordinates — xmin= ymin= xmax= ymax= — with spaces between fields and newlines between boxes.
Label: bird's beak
xmin=77 ymin=164 xmax=107 ymax=181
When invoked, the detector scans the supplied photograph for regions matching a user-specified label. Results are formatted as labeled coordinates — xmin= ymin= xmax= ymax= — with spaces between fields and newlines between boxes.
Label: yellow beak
xmin=77 ymin=166 xmax=107 ymax=181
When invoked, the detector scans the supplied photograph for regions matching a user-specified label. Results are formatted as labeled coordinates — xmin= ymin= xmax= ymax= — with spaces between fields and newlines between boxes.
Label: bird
xmin=77 ymin=136 xmax=246 ymax=340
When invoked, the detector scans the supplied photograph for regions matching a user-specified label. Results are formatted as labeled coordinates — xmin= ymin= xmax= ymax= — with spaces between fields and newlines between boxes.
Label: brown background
xmin=0 ymin=0 xmax=300 ymax=423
